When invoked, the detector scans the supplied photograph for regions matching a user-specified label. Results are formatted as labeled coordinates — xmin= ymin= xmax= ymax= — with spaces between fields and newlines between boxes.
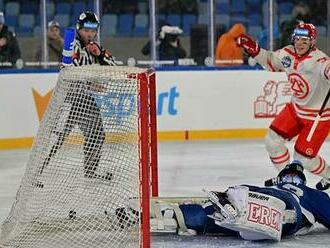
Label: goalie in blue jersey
xmin=118 ymin=161 xmax=330 ymax=241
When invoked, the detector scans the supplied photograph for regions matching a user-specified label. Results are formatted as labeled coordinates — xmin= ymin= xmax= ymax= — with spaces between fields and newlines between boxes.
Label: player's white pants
xmin=265 ymin=129 xmax=290 ymax=171
xmin=265 ymin=129 xmax=330 ymax=179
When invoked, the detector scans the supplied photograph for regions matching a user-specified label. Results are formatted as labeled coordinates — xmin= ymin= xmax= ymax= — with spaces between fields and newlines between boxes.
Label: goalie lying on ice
xmin=146 ymin=161 xmax=330 ymax=241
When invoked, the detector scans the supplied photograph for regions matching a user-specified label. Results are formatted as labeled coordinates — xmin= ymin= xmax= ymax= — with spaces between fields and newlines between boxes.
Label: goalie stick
xmin=306 ymin=87 xmax=330 ymax=142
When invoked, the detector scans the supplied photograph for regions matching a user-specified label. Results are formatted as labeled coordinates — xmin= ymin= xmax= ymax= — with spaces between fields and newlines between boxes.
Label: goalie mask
xmin=278 ymin=160 xmax=306 ymax=185
xmin=76 ymin=11 xmax=99 ymax=30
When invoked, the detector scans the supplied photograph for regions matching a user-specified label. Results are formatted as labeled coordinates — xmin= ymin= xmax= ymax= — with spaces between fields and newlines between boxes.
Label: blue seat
xmin=135 ymin=14 xmax=148 ymax=27
xmin=248 ymin=25 xmax=262 ymax=39
xmin=16 ymin=26 xmax=33 ymax=37
xmin=5 ymin=15 xmax=17 ymax=27
xmin=316 ymin=26 xmax=327 ymax=36
xmin=215 ymin=14 xmax=230 ymax=29
xmin=54 ymin=14 xmax=70 ymax=27
xmin=247 ymin=0 xmax=262 ymax=13
xmin=19 ymin=14 xmax=35 ymax=28
xmin=216 ymin=3 xmax=230 ymax=15
xmin=197 ymin=14 xmax=208 ymax=24
xmin=278 ymin=2 xmax=294 ymax=15
xmin=231 ymin=0 xmax=246 ymax=14
xmin=5 ymin=2 xmax=20 ymax=16
xmin=21 ymin=1 xmax=37 ymax=14
xmin=56 ymin=3 xmax=71 ymax=15
xmin=46 ymin=1 xmax=55 ymax=17
xmin=118 ymin=14 xmax=134 ymax=36
xmin=72 ymin=2 xmax=86 ymax=15
xmin=166 ymin=14 xmax=181 ymax=26
xmin=230 ymin=14 xmax=247 ymax=26
xmin=101 ymin=14 xmax=117 ymax=36
xmin=215 ymin=0 xmax=229 ymax=3
xmin=138 ymin=2 xmax=148 ymax=14
xmin=198 ymin=2 xmax=208 ymax=15
xmin=248 ymin=13 xmax=262 ymax=26
xmin=182 ymin=14 xmax=197 ymax=35
xmin=86 ymin=1 xmax=94 ymax=12
xmin=133 ymin=14 xmax=148 ymax=36
xmin=70 ymin=13 xmax=80 ymax=26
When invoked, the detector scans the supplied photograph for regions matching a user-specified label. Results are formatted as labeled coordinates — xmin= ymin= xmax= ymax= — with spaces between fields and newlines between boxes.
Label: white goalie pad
xmin=149 ymin=201 xmax=196 ymax=236
xmin=214 ymin=186 xmax=286 ymax=241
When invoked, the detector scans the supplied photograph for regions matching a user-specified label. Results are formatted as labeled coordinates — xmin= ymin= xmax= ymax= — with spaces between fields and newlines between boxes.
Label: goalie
xmin=143 ymin=161 xmax=330 ymax=241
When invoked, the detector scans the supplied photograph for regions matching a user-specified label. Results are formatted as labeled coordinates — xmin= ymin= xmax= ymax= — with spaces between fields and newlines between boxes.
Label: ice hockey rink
xmin=1 ymin=139 xmax=330 ymax=248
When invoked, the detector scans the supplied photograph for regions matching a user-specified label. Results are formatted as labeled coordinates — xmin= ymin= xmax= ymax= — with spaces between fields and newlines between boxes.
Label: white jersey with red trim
xmin=254 ymin=45 xmax=330 ymax=121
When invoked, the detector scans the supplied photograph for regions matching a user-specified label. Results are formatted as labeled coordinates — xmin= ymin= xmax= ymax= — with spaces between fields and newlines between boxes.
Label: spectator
xmin=0 ymin=12 xmax=23 ymax=68
xmin=280 ymin=1 xmax=311 ymax=47
xmin=142 ymin=24 xmax=187 ymax=64
xmin=215 ymin=23 xmax=246 ymax=66
xmin=35 ymin=20 xmax=64 ymax=64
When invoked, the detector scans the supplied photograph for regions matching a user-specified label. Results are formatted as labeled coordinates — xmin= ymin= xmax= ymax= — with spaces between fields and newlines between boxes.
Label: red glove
xmin=86 ymin=42 xmax=102 ymax=56
xmin=237 ymin=34 xmax=260 ymax=58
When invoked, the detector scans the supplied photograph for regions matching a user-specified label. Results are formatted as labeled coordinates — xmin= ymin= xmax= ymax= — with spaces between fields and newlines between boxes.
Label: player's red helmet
xmin=291 ymin=23 xmax=317 ymax=42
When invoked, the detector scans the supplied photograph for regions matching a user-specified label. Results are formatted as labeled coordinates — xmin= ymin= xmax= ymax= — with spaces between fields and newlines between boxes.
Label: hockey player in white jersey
xmin=236 ymin=23 xmax=330 ymax=190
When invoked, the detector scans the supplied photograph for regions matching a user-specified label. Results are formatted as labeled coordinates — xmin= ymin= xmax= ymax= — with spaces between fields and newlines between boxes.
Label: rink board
xmin=0 ymin=69 xmax=289 ymax=148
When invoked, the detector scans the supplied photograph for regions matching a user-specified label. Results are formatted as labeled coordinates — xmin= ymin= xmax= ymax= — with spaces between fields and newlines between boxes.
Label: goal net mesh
xmin=0 ymin=65 xmax=151 ymax=248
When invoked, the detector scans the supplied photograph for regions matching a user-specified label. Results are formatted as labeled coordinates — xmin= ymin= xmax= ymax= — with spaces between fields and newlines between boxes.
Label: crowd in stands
xmin=0 ymin=0 xmax=328 ymax=67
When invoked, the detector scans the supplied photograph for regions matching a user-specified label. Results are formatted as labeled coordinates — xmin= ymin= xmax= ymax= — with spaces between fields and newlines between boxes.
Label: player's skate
xmin=316 ymin=178 xmax=330 ymax=191
xmin=204 ymin=190 xmax=237 ymax=221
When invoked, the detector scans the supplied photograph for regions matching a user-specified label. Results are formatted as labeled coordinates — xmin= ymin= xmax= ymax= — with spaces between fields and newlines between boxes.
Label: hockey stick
xmin=306 ymin=88 xmax=330 ymax=142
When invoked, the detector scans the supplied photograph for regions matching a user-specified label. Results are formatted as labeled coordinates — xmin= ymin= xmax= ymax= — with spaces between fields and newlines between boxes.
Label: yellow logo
xmin=32 ymin=88 xmax=53 ymax=122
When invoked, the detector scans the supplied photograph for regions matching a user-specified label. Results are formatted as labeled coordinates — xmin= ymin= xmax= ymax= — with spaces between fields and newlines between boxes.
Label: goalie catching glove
xmin=237 ymin=34 xmax=260 ymax=58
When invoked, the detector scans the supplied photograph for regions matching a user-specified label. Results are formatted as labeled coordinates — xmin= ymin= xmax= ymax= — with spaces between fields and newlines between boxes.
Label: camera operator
xmin=142 ymin=24 xmax=186 ymax=64
xmin=158 ymin=25 xmax=186 ymax=62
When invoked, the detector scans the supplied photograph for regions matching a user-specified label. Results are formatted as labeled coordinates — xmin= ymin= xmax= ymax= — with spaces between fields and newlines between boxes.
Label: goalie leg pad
xmin=214 ymin=186 xmax=286 ymax=241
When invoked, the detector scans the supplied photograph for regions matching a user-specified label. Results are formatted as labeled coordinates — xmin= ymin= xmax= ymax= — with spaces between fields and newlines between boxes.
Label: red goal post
xmin=0 ymin=66 xmax=159 ymax=248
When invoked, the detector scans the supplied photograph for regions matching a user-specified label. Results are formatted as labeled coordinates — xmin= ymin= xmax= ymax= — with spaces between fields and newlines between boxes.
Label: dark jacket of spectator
xmin=0 ymin=24 xmax=21 ymax=65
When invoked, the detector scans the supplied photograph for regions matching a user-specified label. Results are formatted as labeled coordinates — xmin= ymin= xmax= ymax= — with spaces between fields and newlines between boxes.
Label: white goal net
xmin=0 ymin=65 xmax=157 ymax=248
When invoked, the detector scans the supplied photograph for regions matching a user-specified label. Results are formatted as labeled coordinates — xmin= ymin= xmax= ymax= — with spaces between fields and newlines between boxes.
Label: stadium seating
xmin=231 ymin=0 xmax=246 ymax=14
xmin=72 ymin=2 xmax=86 ymax=15
xmin=46 ymin=1 xmax=55 ymax=18
xmin=216 ymin=2 xmax=230 ymax=15
xmin=56 ymin=2 xmax=71 ymax=15
xmin=101 ymin=14 xmax=117 ymax=36
xmin=278 ymin=2 xmax=294 ymax=15
xmin=117 ymin=14 xmax=134 ymax=36
xmin=215 ymin=14 xmax=230 ymax=29
xmin=246 ymin=0 xmax=262 ymax=14
xmin=17 ymin=14 xmax=35 ymax=36
xmin=133 ymin=14 xmax=148 ymax=36
xmin=5 ymin=2 xmax=19 ymax=16
xmin=182 ymin=14 xmax=197 ymax=35
xmin=20 ymin=1 xmax=37 ymax=14
xmin=166 ymin=14 xmax=181 ymax=27
xmin=54 ymin=14 xmax=70 ymax=28
xmin=197 ymin=14 xmax=208 ymax=25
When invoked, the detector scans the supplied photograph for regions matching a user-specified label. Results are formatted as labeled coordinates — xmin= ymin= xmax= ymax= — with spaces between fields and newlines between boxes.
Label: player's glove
xmin=237 ymin=34 xmax=260 ymax=58
xmin=86 ymin=41 xmax=102 ymax=56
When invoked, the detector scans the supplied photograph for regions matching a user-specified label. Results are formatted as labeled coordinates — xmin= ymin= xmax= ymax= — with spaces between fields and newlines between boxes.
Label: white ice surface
xmin=1 ymin=139 xmax=330 ymax=247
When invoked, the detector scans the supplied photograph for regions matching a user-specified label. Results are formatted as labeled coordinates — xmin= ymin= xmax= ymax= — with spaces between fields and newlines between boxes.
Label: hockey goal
xmin=0 ymin=65 xmax=158 ymax=248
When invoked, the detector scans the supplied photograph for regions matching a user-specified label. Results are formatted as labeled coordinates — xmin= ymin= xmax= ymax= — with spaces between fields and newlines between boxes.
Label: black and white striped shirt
xmin=72 ymin=37 xmax=116 ymax=66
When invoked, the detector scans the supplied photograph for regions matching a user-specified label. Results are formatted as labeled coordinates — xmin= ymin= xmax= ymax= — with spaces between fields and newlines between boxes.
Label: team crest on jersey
xmin=288 ymin=73 xmax=309 ymax=99
xmin=281 ymin=56 xmax=291 ymax=68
